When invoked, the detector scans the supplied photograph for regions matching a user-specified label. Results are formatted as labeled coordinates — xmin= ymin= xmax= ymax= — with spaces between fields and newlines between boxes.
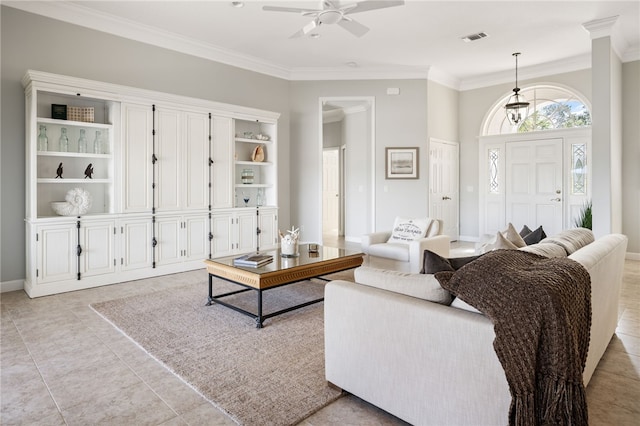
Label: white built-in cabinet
xmin=23 ymin=70 xmax=279 ymax=297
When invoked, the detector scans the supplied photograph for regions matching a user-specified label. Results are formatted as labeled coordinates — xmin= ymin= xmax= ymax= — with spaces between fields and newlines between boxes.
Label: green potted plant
xmin=574 ymin=200 xmax=592 ymax=230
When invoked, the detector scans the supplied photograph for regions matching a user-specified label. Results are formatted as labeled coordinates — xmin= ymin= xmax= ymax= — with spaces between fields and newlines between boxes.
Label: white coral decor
xmin=280 ymin=226 xmax=300 ymax=257
xmin=51 ymin=188 xmax=92 ymax=216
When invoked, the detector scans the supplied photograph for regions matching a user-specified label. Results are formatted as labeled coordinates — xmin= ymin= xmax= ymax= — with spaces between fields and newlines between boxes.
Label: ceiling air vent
xmin=462 ymin=32 xmax=488 ymax=42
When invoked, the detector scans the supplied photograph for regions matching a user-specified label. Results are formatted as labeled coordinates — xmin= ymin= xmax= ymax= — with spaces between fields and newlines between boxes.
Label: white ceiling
xmin=7 ymin=0 xmax=640 ymax=89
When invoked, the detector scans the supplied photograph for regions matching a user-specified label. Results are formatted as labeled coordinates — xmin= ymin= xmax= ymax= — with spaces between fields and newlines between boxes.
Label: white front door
xmin=429 ymin=139 xmax=459 ymax=240
xmin=323 ymin=148 xmax=340 ymax=236
xmin=506 ymin=139 xmax=563 ymax=236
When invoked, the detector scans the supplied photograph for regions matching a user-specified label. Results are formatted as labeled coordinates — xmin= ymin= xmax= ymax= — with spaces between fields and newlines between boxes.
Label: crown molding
xmin=4 ymin=1 xmax=293 ymax=81
xmin=460 ymin=54 xmax=593 ymax=91
xmin=6 ymin=2 xmax=638 ymax=90
xmin=582 ymin=15 xmax=630 ymax=60
xmin=288 ymin=66 xmax=430 ymax=81
xmin=622 ymin=45 xmax=640 ymax=62
xmin=426 ymin=67 xmax=461 ymax=90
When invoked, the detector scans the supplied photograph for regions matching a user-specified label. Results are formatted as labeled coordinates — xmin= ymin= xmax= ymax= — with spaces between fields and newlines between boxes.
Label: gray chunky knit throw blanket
xmin=435 ymin=249 xmax=591 ymax=426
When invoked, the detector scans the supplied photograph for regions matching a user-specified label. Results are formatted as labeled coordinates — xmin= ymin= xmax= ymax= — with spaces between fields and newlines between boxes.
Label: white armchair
xmin=361 ymin=218 xmax=450 ymax=273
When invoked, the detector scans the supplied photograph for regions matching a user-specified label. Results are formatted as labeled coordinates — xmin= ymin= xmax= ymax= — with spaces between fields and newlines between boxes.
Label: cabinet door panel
xmin=81 ymin=220 xmax=115 ymax=277
xmin=120 ymin=218 xmax=153 ymax=271
xmin=156 ymin=216 xmax=181 ymax=265
xmin=122 ymin=103 xmax=152 ymax=212
xmin=38 ymin=224 xmax=76 ymax=283
xmin=184 ymin=215 xmax=208 ymax=260
xmin=211 ymin=117 xmax=233 ymax=208
xmin=184 ymin=112 xmax=209 ymax=210
xmin=156 ymin=108 xmax=181 ymax=211
xmin=211 ymin=214 xmax=233 ymax=257
xmin=258 ymin=209 xmax=278 ymax=250
xmin=237 ymin=212 xmax=257 ymax=253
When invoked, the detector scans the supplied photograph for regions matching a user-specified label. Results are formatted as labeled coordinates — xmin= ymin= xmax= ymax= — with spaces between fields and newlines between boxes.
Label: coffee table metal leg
xmin=256 ymin=290 xmax=263 ymax=329
xmin=206 ymin=273 xmax=214 ymax=306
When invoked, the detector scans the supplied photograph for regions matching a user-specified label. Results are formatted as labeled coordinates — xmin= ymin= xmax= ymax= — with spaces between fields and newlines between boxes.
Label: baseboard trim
xmin=626 ymin=252 xmax=640 ymax=261
xmin=1 ymin=279 xmax=25 ymax=293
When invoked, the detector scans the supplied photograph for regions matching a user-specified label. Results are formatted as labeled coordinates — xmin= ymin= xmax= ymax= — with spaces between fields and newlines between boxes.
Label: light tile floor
xmin=1 ymin=241 xmax=639 ymax=425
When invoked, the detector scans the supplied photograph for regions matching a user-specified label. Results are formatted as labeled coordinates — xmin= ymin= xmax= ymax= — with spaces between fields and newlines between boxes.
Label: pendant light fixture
xmin=505 ymin=52 xmax=530 ymax=125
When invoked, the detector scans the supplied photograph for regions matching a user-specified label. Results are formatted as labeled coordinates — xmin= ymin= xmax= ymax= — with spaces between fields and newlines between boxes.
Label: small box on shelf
xmin=51 ymin=104 xmax=67 ymax=120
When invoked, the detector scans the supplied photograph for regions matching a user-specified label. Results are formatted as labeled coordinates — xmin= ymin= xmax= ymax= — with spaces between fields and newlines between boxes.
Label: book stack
xmin=233 ymin=254 xmax=273 ymax=268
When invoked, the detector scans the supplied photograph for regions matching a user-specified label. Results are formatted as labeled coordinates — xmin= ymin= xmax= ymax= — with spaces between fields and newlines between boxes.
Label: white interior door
xmin=506 ymin=139 xmax=563 ymax=236
xmin=323 ymin=148 xmax=340 ymax=236
xmin=429 ymin=139 xmax=459 ymax=240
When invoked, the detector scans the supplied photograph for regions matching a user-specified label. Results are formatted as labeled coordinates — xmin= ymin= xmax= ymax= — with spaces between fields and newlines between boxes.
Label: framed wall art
xmin=385 ymin=147 xmax=419 ymax=179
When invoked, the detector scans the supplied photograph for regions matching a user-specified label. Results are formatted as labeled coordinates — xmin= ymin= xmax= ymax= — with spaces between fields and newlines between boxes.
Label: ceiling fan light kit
xmin=505 ymin=52 xmax=530 ymax=126
xmin=263 ymin=0 xmax=405 ymax=38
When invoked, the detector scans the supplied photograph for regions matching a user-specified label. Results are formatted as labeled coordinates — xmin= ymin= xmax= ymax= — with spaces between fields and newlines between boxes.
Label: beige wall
xmin=622 ymin=60 xmax=640 ymax=254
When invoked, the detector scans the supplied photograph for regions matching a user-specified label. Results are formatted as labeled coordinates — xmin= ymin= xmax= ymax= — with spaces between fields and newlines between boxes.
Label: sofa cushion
xmin=367 ymin=242 xmax=409 ymax=261
xmin=519 ymin=225 xmax=533 ymax=238
xmin=522 ymin=226 xmax=547 ymax=245
xmin=492 ymin=231 xmax=519 ymax=250
xmin=504 ymin=223 xmax=527 ymax=248
xmin=519 ymin=242 xmax=567 ymax=258
xmin=451 ymin=297 xmax=482 ymax=314
xmin=421 ymin=250 xmax=481 ymax=274
xmin=482 ymin=223 xmax=526 ymax=252
xmin=540 ymin=228 xmax=595 ymax=255
xmin=354 ymin=266 xmax=452 ymax=304
xmin=387 ymin=217 xmax=432 ymax=243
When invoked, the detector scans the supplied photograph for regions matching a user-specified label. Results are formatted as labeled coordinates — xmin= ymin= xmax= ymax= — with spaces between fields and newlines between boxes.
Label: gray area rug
xmin=91 ymin=270 xmax=354 ymax=426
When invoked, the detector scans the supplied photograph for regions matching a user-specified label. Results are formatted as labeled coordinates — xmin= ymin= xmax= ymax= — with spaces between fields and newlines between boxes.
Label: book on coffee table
xmin=233 ymin=254 xmax=274 ymax=267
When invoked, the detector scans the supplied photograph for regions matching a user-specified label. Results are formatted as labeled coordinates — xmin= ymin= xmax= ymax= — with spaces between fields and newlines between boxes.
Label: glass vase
xmin=37 ymin=125 xmax=48 ymax=151
xmin=59 ymin=127 xmax=69 ymax=152
xmin=77 ymin=129 xmax=87 ymax=153
xmin=93 ymin=130 xmax=102 ymax=154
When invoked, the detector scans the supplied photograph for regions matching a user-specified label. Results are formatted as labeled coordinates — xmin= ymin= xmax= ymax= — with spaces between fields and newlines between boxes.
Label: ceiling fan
xmin=263 ymin=0 xmax=405 ymax=38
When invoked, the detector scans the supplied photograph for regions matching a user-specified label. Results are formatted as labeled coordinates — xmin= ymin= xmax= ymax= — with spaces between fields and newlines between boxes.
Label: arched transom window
xmin=483 ymin=85 xmax=591 ymax=135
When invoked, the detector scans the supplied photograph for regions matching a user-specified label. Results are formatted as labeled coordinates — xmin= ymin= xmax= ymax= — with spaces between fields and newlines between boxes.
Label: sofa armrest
xmin=354 ymin=266 xmax=452 ymax=304
xmin=569 ymin=233 xmax=628 ymax=385
xmin=361 ymin=231 xmax=392 ymax=254
xmin=408 ymin=234 xmax=451 ymax=273
xmin=324 ymin=280 xmax=510 ymax=425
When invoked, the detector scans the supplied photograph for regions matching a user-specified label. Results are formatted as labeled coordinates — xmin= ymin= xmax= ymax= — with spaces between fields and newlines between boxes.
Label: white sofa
xmin=361 ymin=218 xmax=450 ymax=273
xmin=325 ymin=233 xmax=628 ymax=425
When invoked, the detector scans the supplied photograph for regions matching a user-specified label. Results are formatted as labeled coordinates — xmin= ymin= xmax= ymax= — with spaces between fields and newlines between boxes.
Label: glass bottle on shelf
xmin=93 ymin=130 xmax=102 ymax=154
xmin=256 ymin=188 xmax=264 ymax=206
xmin=59 ymin=127 xmax=69 ymax=152
xmin=37 ymin=125 xmax=48 ymax=151
xmin=77 ymin=129 xmax=87 ymax=153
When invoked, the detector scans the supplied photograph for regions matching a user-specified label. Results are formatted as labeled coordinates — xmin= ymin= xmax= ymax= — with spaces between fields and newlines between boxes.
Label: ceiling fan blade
xmin=289 ymin=19 xmax=319 ymax=39
xmin=263 ymin=5 xmax=319 ymax=14
xmin=342 ymin=0 xmax=405 ymax=15
xmin=337 ymin=18 xmax=369 ymax=37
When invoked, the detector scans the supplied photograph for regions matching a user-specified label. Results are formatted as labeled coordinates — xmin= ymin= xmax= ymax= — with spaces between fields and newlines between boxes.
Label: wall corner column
xmin=583 ymin=16 xmax=624 ymax=238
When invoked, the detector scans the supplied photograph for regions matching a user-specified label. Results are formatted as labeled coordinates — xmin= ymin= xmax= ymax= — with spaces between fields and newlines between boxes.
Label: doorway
xmin=323 ymin=147 xmax=342 ymax=237
xmin=429 ymin=139 xmax=459 ymax=240
xmin=319 ymin=97 xmax=375 ymax=244
xmin=505 ymin=138 xmax=564 ymax=236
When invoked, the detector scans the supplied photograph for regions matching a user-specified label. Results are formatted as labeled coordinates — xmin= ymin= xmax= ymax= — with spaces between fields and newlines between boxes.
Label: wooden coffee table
xmin=204 ymin=244 xmax=363 ymax=328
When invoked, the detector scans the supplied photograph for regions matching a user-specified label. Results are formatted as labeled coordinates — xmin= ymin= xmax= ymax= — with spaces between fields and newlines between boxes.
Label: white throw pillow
xmin=387 ymin=217 xmax=432 ymax=243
